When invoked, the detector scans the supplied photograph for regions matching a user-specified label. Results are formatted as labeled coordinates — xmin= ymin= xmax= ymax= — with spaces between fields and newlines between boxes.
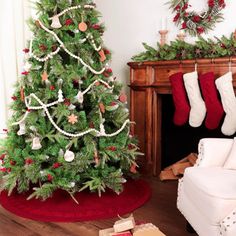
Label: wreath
xmin=169 ymin=0 xmax=226 ymax=36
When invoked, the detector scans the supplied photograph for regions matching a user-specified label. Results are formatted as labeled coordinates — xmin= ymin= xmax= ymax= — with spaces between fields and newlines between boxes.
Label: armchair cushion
xmin=224 ymin=137 xmax=236 ymax=169
xmin=183 ymin=167 xmax=236 ymax=225
xmin=197 ymin=138 xmax=233 ymax=167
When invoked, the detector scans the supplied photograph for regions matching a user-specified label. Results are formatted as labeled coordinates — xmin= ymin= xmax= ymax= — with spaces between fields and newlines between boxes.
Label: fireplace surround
xmin=128 ymin=58 xmax=236 ymax=175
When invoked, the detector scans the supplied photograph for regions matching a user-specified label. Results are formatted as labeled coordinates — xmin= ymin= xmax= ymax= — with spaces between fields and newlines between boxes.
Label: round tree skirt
xmin=0 ymin=179 xmax=151 ymax=222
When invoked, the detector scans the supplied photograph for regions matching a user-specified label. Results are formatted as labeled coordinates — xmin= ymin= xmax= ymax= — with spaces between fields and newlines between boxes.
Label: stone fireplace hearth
xmin=128 ymin=58 xmax=236 ymax=175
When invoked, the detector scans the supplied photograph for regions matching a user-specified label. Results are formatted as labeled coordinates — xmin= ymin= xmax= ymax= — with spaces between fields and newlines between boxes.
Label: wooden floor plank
xmin=0 ymin=177 xmax=191 ymax=236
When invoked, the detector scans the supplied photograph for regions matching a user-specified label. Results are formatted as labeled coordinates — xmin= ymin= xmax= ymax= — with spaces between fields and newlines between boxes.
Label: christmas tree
xmin=0 ymin=0 xmax=140 ymax=203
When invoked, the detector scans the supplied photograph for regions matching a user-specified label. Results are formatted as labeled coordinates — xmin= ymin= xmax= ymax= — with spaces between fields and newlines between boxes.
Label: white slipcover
xmin=177 ymin=138 xmax=236 ymax=236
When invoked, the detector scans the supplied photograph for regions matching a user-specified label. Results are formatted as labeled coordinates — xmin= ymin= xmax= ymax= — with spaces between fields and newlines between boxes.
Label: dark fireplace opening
xmin=161 ymin=95 xmax=232 ymax=169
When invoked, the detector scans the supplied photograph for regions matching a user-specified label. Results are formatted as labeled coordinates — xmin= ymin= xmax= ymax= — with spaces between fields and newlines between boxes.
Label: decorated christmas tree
xmin=0 ymin=0 xmax=140 ymax=203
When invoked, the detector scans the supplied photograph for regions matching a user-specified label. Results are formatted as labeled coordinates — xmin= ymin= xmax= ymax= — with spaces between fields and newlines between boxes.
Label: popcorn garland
xmin=31 ymin=20 xmax=105 ymax=75
xmin=49 ymin=4 xmax=95 ymax=21
xmin=13 ymin=79 xmax=130 ymax=138
xmin=75 ymin=78 xmax=114 ymax=104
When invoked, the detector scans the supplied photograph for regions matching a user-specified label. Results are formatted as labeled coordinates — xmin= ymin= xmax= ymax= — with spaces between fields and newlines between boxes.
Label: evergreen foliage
xmin=132 ymin=34 xmax=236 ymax=62
xmin=0 ymin=0 xmax=141 ymax=202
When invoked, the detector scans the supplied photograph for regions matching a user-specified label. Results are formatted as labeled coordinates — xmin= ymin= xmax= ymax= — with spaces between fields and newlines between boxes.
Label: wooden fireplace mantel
xmin=128 ymin=57 xmax=236 ymax=176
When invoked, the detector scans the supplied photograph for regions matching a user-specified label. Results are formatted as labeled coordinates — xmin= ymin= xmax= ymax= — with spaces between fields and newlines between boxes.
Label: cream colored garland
xmin=13 ymin=80 xmax=130 ymax=138
xmin=31 ymin=20 xmax=105 ymax=75
xmin=48 ymin=4 xmax=95 ymax=20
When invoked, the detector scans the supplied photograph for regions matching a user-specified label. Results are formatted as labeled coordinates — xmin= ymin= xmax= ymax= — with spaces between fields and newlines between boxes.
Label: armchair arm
xmin=220 ymin=207 xmax=236 ymax=236
xmin=196 ymin=138 xmax=233 ymax=167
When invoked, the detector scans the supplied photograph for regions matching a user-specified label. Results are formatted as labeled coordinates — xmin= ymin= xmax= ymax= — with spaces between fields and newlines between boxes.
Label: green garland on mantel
xmin=132 ymin=33 xmax=236 ymax=62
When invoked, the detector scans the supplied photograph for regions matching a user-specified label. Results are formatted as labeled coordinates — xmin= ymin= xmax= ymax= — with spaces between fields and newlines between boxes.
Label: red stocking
xmin=199 ymin=72 xmax=224 ymax=130
xmin=169 ymin=72 xmax=190 ymax=126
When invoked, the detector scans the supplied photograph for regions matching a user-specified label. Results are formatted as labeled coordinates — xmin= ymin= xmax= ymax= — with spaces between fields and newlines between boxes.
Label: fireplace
xmin=161 ymin=94 xmax=228 ymax=169
xmin=128 ymin=58 xmax=236 ymax=175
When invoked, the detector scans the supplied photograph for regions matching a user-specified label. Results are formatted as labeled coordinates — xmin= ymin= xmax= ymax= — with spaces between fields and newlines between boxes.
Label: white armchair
xmin=177 ymin=138 xmax=236 ymax=236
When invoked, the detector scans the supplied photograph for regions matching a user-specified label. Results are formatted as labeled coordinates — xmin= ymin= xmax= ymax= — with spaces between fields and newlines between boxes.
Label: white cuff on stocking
xmin=183 ymin=71 xmax=206 ymax=127
xmin=215 ymin=72 xmax=236 ymax=136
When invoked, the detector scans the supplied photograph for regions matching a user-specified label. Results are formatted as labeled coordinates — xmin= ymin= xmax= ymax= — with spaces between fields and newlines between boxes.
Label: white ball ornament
xmin=64 ymin=150 xmax=75 ymax=162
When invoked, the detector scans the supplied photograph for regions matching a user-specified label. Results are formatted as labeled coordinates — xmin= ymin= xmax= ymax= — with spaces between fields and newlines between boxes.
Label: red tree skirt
xmin=0 ymin=179 xmax=151 ymax=222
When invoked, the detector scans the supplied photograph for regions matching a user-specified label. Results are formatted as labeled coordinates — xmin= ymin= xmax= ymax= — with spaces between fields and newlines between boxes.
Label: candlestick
xmin=159 ymin=30 xmax=168 ymax=46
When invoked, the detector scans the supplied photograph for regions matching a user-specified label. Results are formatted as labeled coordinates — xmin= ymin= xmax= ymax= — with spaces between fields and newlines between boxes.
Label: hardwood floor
xmin=0 ymin=178 xmax=193 ymax=236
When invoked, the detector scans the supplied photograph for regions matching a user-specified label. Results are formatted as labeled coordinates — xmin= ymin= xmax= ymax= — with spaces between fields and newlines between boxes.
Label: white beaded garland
xmin=49 ymin=4 xmax=95 ymax=20
xmin=32 ymin=20 xmax=105 ymax=75
xmin=13 ymin=80 xmax=130 ymax=138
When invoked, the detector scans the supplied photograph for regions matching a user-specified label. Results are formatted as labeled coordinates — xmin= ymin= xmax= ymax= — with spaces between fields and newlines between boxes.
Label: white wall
xmin=96 ymin=0 xmax=236 ymax=91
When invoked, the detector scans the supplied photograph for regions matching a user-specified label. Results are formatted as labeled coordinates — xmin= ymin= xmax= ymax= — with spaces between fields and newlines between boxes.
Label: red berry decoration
xmin=89 ymin=122 xmax=95 ymax=128
xmin=221 ymin=43 xmax=226 ymax=49
xmin=73 ymin=79 xmax=79 ymax=89
xmin=65 ymin=18 xmax=73 ymax=26
xmin=208 ymin=0 xmax=215 ymax=7
xmin=7 ymin=168 xmax=11 ymax=173
xmin=64 ymin=98 xmax=71 ymax=106
xmin=197 ymin=27 xmax=205 ymax=34
xmin=181 ymin=22 xmax=187 ymax=29
xmin=92 ymin=24 xmax=100 ymax=30
xmin=107 ymin=146 xmax=117 ymax=151
xmin=173 ymin=13 xmax=180 ymax=22
xmin=193 ymin=15 xmax=201 ymax=23
xmin=21 ymin=71 xmax=29 ymax=75
xmin=25 ymin=158 xmax=33 ymax=165
xmin=39 ymin=44 xmax=47 ymax=51
xmin=0 ymin=154 xmax=6 ymax=160
xmin=50 ymin=85 xmax=55 ymax=91
xmin=11 ymin=96 xmax=17 ymax=101
xmin=23 ymin=48 xmax=29 ymax=53
xmin=106 ymin=68 xmax=112 ymax=73
xmin=170 ymin=0 xmax=226 ymax=36
xmin=10 ymin=160 xmax=16 ymax=166
xmin=110 ymin=101 xmax=117 ymax=106
xmin=104 ymin=49 xmax=110 ymax=55
xmin=47 ymin=174 xmax=53 ymax=181
xmin=0 ymin=168 xmax=7 ymax=173
xmin=53 ymin=162 xmax=61 ymax=169
xmin=103 ymin=68 xmax=113 ymax=78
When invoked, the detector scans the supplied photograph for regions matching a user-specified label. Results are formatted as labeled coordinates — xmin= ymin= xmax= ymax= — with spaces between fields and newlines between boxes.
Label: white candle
xmin=161 ymin=18 xmax=167 ymax=30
